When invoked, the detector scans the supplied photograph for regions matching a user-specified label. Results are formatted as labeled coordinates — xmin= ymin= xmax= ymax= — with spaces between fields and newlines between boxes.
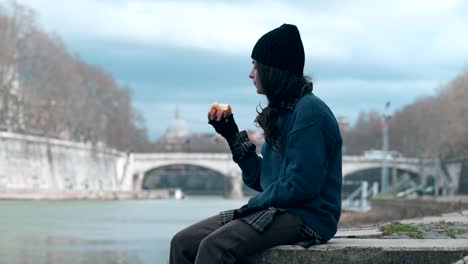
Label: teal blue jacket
xmin=239 ymin=92 xmax=342 ymax=241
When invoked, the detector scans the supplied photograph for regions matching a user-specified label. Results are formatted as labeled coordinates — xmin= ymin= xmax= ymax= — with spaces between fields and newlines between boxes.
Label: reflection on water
xmin=0 ymin=196 xmax=248 ymax=264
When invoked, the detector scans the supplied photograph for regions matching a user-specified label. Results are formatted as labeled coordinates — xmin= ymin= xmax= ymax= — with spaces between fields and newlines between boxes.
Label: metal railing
xmin=342 ymin=181 xmax=378 ymax=212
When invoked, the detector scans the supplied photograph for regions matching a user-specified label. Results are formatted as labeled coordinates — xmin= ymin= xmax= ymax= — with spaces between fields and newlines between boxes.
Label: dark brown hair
xmin=254 ymin=62 xmax=313 ymax=153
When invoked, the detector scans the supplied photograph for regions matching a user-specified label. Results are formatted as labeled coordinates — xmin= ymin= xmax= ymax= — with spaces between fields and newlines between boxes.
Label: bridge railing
xmin=133 ymin=153 xmax=233 ymax=160
xmin=342 ymin=181 xmax=379 ymax=212
xmin=342 ymin=155 xmax=419 ymax=163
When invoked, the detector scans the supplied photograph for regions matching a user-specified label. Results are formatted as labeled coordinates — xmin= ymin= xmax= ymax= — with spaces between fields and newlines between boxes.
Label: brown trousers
xmin=169 ymin=212 xmax=305 ymax=264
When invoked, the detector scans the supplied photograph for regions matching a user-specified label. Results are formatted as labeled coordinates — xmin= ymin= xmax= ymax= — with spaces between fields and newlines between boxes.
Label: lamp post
xmin=381 ymin=101 xmax=391 ymax=194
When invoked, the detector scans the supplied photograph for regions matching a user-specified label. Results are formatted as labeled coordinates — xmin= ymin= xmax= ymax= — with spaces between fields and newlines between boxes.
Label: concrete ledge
xmin=244 ymin=239 xmax=468 ymax=264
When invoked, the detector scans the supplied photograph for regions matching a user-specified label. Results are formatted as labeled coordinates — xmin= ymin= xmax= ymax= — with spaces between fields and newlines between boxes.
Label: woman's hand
xmin=209 ymin=102 xmax=232 ymax=121
xmin=208 ymin=107 xmax=239 ymax=139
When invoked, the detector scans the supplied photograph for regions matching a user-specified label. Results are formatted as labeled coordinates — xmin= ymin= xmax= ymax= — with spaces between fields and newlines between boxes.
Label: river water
xmin=0 ymin=196 xmax=248 ymax=264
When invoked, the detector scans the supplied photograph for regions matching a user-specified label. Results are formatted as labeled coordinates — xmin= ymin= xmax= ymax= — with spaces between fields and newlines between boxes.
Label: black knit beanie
xmin=251 ymin=24 xmax=305 ymax=75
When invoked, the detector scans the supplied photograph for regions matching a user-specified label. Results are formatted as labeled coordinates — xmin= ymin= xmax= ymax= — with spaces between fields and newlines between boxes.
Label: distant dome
xmin=165 ymin=106 xmax=188 ymax=139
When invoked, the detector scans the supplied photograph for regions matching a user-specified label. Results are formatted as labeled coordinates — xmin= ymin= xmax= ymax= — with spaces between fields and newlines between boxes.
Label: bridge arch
xmin=343 ymin=164 xmax=419 ymax=179
xmin=344 ymin=167 xmax=420 ymax=191
xmin=129 ymin=153 xmax=243 ymax=197
xmin=141 ymin=161 xmax=229 ymax=179
xmin=343 ymin=163 xmax=419 ymax=178
xmin=342 ymin=157 xmax=422 ymax=193
xmin=132 ymin=153 xmax=236 ymax=177
xmin=140 ymin=163 xmax=228 ymax=195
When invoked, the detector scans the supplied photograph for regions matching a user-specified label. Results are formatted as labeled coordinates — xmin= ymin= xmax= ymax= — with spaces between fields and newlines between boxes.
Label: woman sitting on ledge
xmin=170 ymin=23 xmax=343 ymax=264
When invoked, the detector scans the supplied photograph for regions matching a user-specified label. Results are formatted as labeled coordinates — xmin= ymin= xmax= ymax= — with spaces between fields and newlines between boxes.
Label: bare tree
xmin=387 ymin=70 xmax=468 ymax=160
xmin=1 ymin=1 xmax=153 ymax=151
xmin=343 ymin=68 xmax=468 ymax=161
xmin=342 ymin=110 xmax=382 ymax=155
xmin=0 ymin=1 xmax=34 ymax=132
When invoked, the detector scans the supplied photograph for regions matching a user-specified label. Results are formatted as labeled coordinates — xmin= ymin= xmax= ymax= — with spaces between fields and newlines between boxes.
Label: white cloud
xmin=20 ymin=0 xmax=468 ymax=66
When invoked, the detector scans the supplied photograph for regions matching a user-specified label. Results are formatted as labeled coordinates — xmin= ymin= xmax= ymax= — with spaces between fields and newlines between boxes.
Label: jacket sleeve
xmin=238 ymin=151 xmax=263 ymax=192
xmin=248 ymin=123 xmax=328 ymax=208
xmin=226 ymin=130 xmax=263 ymax=192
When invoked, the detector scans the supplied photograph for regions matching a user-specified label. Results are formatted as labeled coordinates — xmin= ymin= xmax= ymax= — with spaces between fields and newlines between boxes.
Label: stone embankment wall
xmin=0 ymin=132 xmax=126 ymax=192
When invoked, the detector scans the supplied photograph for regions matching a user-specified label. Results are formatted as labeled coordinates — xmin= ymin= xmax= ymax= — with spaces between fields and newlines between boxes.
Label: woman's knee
xmin=170 ymin=229 xmax=193 ymax=252
xmin=198 ymin=234 xmax=220 ymax=252
xmin=197 ymin=232 xmax=237 ymax=263
xmin=197 ymin=235 xmax=223 ymax=261
xmin=171 ymin=215 xmax=223 ymax=254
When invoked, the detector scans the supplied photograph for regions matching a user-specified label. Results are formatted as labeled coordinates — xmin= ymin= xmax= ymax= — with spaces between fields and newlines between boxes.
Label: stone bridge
xmin=1 ymin=131 xmax=464 ymax=198
xmin=122 ymin=153 xmax=431 ymax=198
xmin=342 ymin=156 xmax=420 ymax=176
xmin=121 ymin=153 xmax=242 ymax=198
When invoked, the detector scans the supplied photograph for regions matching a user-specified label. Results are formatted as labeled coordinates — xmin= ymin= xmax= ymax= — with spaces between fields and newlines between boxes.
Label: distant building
xmin=165 ymin=106 xmax=189 ymax=139
xmin=153 ymin=106 xmax=189 ymax=152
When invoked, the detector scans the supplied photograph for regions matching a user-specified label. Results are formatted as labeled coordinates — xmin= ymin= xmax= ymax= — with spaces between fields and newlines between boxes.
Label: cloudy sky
xmin=14 ymin=0 xmax=468 ymax=140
